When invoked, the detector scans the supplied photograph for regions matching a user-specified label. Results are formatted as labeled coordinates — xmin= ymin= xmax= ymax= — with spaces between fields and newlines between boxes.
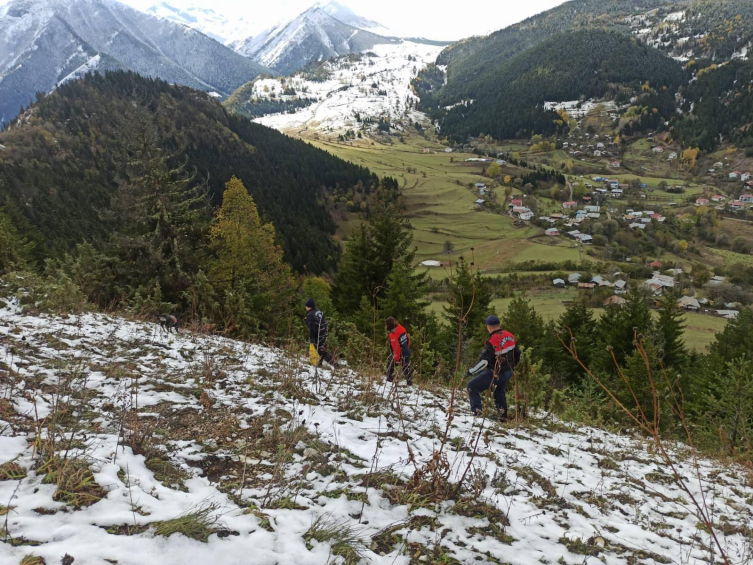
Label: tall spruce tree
xmin=595 ymin=291 xmax=653 ymax=372
xmin=656 ymin=292 xmax=687 ymax=370
xmin=111 ymin=109 xmax=210 ymax=303
xmin=208 ymin=177 xmax=294 ymax=334
xmin=333 ymin=183 xmax=424 ymax=316
xmin=443 ymin=257 xmax=493 ymax=359
xmin=554 ymin=298 xmax=596 ymax=386
xmin=502 ymin=295 xmax=546 ymax=353
xmin=0 ymin=210 xmax=33 ymax=272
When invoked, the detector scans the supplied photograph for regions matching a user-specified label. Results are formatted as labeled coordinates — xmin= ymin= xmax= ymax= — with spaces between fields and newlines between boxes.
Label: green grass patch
xmin=152 ymin=504 xmax=220 ymax=542
xmin=0 ymin=460 xmax=26 ymax=481
xmin=304 ymin=514 xmax=367 ymax=565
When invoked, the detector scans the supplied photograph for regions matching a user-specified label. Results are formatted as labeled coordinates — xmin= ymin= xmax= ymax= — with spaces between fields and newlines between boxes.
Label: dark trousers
xmin=316 ymin=344 xmax=334 ymax=367
xmin=467 ymin=369 xmax=513 ymax=415
xmin=387 ymin=357 xmax=413 ymax=385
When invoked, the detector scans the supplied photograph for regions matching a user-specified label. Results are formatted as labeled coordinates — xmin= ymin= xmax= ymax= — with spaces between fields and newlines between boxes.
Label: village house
xmin=678 ymin=296 xmax=700 ymax=311
xmin=716 ymin=310 xmax=739 ymax=320
xmin=584 ymin=205 xmax=600 ymax=213
xmin=645 ymin=272 xmax=675 ymax=289
xmin=445 ymin=148 xmax=453 ymax=153
xmin=519 ymin=212 xmax=534 ymax=221
xmin=475 ymin=199 xmax=486 ymax=208
xmin=714 ymin=161 xmax=724 ymax=169
xmin=545 ymin=227 xmax=559 ymax=237
xmin=578 ymin=234 xmax=594 ymax=245
xmin=730 ymin=200 xmax=744 ymax=210
xmin=741 ymin=173 xmax=751 ymax=182
xmin=511 ymin=198 xmax=523 ymax=207
xmin=652 ymin=146 xmax=664 ymax=153
xmin=610 ymin=161 xmax=621 ymax=168
xmin=614 ymin=280 xmax=627 ymax=293
xmin=629 ymin=222 xmax=647 ymax=230
xmin=568 ymin=273 xmax=582 ymax=284
xmin=711 ymin=195 xmax=726 ymax=203
xmin=562 ymin=201 xmax=577 ymax=209
xmin=740 ymin=194 xmax=753 ymax=203
xmin=668 ymin=152 xmax=678 ymax=160
xmin=729 ymin=171 xmax=740 ymax=179
xmin=475 ymin=183 xmax=487 ymax=189
xmin=578 ymin=282 xmax=596 ymax=290
xmin=695 ymin=197 xmax=709 ymax=206
xmin=553 ymin=278 xmax=566 ymax=288
xmin=604 ymin=295 xmax=627 ymax=307
xmin=567 ymin=230 xmax=581 ymax=240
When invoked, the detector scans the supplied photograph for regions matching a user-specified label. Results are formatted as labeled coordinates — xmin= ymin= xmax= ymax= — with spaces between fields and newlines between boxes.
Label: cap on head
xmin=305 ymin=298 xmax=316 ymax=309
xmin=385 ymin=317 xmax=397 ymax=331
xmin=485 ymin=315 xmax=501 ymax=326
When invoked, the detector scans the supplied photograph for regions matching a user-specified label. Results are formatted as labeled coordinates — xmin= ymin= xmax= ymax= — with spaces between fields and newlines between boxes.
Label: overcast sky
xmin=110 ymin=0 xmax=568 ymax=41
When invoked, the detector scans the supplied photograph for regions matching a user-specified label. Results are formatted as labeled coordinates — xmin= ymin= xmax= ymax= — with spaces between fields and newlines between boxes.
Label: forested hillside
xmin=417 ymin=30 xmax=687 ymax=141
xmin=673 ymin=60 xmax=753 ymax=151
xmin=0 ymin=72 xmax=377 ymax=273
xmin=432 ymin=0 xmax=675 ymax=104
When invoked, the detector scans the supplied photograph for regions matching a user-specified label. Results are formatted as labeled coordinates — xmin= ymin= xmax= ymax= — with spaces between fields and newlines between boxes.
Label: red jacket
xmin=389 ymin=324 xmax=411 ymax=361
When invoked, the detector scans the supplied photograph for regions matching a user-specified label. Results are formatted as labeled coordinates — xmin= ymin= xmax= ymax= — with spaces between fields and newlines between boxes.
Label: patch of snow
xmin=254 ymin=41 xmax=443 ymax=137
xmin=1 ymin=297 xmax=751 ymax=565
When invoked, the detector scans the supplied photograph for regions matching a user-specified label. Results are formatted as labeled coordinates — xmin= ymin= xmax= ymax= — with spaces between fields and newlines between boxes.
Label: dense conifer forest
xmin=0 ymin=72 xmax=378 ymax=273
xmin=416 ymin=30 xmax=687 ymax=141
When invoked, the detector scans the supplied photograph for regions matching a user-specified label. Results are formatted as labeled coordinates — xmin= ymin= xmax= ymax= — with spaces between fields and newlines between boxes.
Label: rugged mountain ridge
xmin=231 ymin=3 xmax=397 ymax=75
xmin=0 ymin=0 xmax=269 ymax=123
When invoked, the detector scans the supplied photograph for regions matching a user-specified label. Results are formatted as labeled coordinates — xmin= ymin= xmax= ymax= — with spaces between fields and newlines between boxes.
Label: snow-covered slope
xmin=0 ymin=0 xmax=269 ymax=124
xmin=248 ymin=42 xmax=442 ymax=137
xmin=320 ymin=1 xmax=393 ymax=37
xmin=1 ymin=297 xmax=751 ymax=564
xmin=232 ymin=3 xmax=397 ymax=75
xmin=144 ymin=1 xmax=256 ymax=45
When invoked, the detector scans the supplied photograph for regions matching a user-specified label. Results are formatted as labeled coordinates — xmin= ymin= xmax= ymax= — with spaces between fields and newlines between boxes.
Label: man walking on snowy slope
xmin=305 ymin=298 xmax=334 ymax=368
xmin=467 ymin=315 xmax=520 ymax=421
xmin=386 ymin=317 xmax=413 ymax=386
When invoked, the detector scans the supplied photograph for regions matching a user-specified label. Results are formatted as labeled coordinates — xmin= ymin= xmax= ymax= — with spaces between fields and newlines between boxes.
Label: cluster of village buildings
xmin=552 ymin=270 xmax=739 ymax=318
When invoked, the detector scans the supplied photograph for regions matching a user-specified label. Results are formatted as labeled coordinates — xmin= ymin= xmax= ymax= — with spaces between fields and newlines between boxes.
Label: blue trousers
xmin=467 ymin=369 xmax=513 ymax=415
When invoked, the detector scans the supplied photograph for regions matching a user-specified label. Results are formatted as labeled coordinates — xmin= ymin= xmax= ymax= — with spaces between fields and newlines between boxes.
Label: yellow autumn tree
xmin=209 ymin=176 xmax=294 ymax=334
xmin=682 ymin=147 xmax=700 ymax=170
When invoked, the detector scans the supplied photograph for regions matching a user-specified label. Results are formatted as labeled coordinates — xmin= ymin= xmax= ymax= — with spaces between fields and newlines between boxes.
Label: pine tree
xmin=380 ymin=261 xmax=430 ymax=329
xmin=333 ymin=183 xmax=424 ymax=315
xmin=111 ymin=110 xmax=210 ymax=302
xmin=208 ymin=177 xmax=294 ymax=334
xmin=502 ymin=295 xmax=546 ymax=352
xmin=443 ymin=257 xmax=493 ymax=360
xmin=707 ymin=357 xmax=753 ymax=454
xmin=656 ymin=292 xmax=687 ymax=370
xmin=0 ymin=210 xmax=34 ymax=272
xmin=595 ymin=291 xmax=653 ymax=372
xmin=555 ymin=298 xmax=596 ymax=385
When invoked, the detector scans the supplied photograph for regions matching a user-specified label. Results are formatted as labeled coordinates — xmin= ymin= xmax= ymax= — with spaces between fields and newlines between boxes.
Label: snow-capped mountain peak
xmin=319 ymin=0 xmax=392 ymax=36
xmin=0 ymin=0 xmax=268 ymax=124
xmin=232 ymin=1 xmax=397 ymax=75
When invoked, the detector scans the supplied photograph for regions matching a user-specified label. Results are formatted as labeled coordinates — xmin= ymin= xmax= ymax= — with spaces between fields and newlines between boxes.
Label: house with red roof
xmin=695 ymin=197 xmax=709 ymax=206
xmin=562 ymin=201 xmax=577 ymax=209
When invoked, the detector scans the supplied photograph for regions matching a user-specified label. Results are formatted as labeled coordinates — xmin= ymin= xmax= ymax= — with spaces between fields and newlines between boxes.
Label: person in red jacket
xmin=385 ymin=317 xmax=413 ymax=386
xmin=467 ymin=315 xmax=520 ymax=421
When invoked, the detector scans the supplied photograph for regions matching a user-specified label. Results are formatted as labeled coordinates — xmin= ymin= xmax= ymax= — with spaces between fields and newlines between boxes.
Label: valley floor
xmin=1 ymin=301 xmax=751 ymax=564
